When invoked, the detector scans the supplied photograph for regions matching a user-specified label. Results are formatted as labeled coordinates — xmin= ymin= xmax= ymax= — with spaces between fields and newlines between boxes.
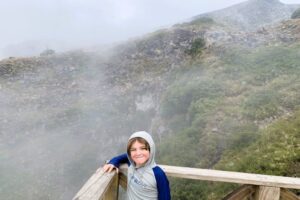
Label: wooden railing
xmin=73 ymin=164 xmax=300 ymax=200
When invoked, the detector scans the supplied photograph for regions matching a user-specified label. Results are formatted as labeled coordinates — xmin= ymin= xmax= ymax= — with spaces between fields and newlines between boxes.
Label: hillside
xmin=1 ymin=0 xmax=300 ymax=200
xmin=194 ymin=0 xmax=299 ymax=30
xmin=143 ymin=19 xmax=300 ymax=200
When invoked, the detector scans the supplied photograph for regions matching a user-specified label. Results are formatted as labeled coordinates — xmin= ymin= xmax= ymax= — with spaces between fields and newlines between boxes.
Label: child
xmin=103 ymin=131 xmax=171 ymax=200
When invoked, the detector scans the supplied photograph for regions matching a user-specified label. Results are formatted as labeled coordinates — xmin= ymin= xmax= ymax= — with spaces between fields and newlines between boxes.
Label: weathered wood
xmin=119 ymin=172 xmax=127 ymax=190
xmin=223 ymin=185 xmax=256 ymax=200
xmin=103 ymin=173 xmax=119 ymax=200
xmin=74 ymin=164 xmax=300 ymax=200
xmin=159 ymin=165 xmax=300 ymax=189
xmin=254 ymin=186 xmax=280 ymax=200
xmin=72 ymin=169 xmax=118 ymax=200
xmin=280 ymin=188 xmax=300 ymax=200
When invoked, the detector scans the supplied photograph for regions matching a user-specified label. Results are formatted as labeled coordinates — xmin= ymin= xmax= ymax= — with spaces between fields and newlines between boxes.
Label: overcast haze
xmin=0 ymin=0 xmax=299 ymax=58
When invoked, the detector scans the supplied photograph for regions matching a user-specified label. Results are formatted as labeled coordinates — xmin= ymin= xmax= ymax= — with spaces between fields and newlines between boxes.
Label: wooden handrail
xmin=73 ymin=164 xmax=300 ymax=200
xmin=159 ymin=165 xmax=300 ymax=189
xmin=72 ymin=169 xmax=118 ymax=200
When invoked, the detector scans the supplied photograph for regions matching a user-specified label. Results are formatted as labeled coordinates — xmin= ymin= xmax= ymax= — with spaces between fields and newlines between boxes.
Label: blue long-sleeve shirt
xmin=109 ymin=153 xmax=171 ymax=200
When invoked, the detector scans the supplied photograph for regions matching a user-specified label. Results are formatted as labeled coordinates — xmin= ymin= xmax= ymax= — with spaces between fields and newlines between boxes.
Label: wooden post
xmin=255 ymin=186 xmax=280 ymax=200
xmin=72 ymin=169 xmax=118 ymax=200
xmin=118 ymin=172 xmax=128 ymax=190
xmin=103 ymin=173 xmax=119 ymax=200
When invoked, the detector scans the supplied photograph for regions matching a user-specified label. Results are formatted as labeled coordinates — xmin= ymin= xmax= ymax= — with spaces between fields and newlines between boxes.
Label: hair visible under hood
xmin=127 ymin=137 xmax=150 ymax=155
xmin=126 ymin=131 xmax=170 ymax=200
xmin=127 ymin=131 xmax=156 ymax=168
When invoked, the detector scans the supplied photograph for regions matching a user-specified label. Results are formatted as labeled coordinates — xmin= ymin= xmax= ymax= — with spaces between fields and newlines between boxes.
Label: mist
xmin=0 ymin=51 xmax=141 ymax=199
xmin=1 ymin=0 xmax=298 ymax=58
xmin=1 ymin=0 xmax=300 ymax=199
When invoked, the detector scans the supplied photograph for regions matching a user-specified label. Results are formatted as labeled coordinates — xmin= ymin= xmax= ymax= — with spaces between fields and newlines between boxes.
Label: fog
xmin=0 ymin=0 xmax=299 ymax=58
xmin=0 ymin=52 xmax=139 ymax=199
xmin=1 ymin=1 xmax=300 ymax=199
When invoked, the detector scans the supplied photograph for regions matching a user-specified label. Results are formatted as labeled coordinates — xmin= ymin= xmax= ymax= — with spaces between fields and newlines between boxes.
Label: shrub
xmin=188 ymin=98 xmax=220 ymax=127
xmin=216 ymin=109 xmax=300 ymax=176
xmin=226 ymin=123 xmax=259 ymax=150
xmin=189 ymin=17 xmax=214 ymax=26
xmin=185 ymin=38 xmax=206 ymax=56
xmin=243 ymin=90 xmax=279 ymax=120
xmin=161 ymin=79 xmax=223 ymax=118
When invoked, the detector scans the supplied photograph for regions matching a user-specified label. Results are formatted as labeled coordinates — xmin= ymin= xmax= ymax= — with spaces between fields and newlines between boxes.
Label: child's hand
xmin=102 ymin=164 xmax=119 ymax=173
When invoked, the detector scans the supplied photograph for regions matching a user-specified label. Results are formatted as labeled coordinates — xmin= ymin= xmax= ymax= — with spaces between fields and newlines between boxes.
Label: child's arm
xmin=102 ymin=153 xmax=130 ymax=173
xmin=108 ymin=153 xmax=130 ymax=167
xmin=153 ymin=166 xmax=171 ymax=200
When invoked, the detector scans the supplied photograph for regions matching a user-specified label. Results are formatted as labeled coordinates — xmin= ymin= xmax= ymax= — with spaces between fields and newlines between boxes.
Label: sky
xmin=0 ymin=0 xmax=299 ymax=58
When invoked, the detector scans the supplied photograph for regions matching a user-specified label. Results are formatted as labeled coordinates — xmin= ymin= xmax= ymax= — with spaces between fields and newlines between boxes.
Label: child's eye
xmin=130 ymin=147 xmax=148 ymax=152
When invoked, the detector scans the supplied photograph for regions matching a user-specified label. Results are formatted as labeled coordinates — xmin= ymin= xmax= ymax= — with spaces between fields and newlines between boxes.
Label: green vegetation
xmin=210 ymin=110 xmax=300 ymax=199
xmin=185 ymin=38 xmax=206 ymax=57
xmin=242 ymin=90 xmax=279 ymax=120
xmin=161 ymin=78 xmax=223 ymax=118
xmin=217 ymin=110 xmax=300 ymax=176
xmin=157 ymin=43 xmax=300 ymax=199
xmin=173 ymin=17 xmax=215 ymax=28
xmin=189 ymin=17 xmax=215 ymax=26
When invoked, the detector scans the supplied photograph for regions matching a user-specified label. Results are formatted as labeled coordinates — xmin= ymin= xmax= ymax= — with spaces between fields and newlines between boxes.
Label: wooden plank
xmin=223 ymin=185 xmax=256 ymax=200
xmin=280 ymin=188 xmax=300 ymax=200
xmin=104 ymin=173 xmax=119 ymax=200
xmin=73 ymin=164 xmax=300 ymax=200
xmin=118 ymin=172 xmax=128 ymax=190
xmin=72 ymin=169 xmax=117 ymax=200
xmin=254 ymin=186 xmax=280 ymax=200
xmin=159 ymin=165 xmax=300 ymax=189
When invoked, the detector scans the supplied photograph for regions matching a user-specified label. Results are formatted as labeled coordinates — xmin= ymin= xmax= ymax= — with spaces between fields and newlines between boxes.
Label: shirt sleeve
xmin=108 ymin=153 xmax=130 ymax=167
xmin=153 ymin=166 xmax=171 ymax=200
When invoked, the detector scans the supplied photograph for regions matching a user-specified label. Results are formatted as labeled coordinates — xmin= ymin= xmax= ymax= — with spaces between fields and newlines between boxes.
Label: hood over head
xmin=127 ymin=131 xmax=156 ymax=168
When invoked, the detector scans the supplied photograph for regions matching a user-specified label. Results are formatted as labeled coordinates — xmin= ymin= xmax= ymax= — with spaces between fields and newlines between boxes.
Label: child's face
xmin=129 ymin=140 xmax=150 ymax=167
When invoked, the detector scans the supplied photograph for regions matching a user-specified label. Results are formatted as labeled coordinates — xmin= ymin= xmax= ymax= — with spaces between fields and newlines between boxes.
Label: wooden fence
xmin=73 ymin=164 xmax=300 ymax=200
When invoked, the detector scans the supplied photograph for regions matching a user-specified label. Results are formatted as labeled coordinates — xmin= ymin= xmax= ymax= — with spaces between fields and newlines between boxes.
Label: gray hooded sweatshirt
xmin=127 ymin=131 xmax=158 ymax=200
xmin=108 ymin=131 xmax=170 ymax=200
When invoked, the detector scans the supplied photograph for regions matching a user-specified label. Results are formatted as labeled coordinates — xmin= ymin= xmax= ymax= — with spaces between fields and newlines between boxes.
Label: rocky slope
xmin=1 ymin=0 xmax=300 ymax=200
xmin=194 ymin=0 xmax=299 ymax=30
